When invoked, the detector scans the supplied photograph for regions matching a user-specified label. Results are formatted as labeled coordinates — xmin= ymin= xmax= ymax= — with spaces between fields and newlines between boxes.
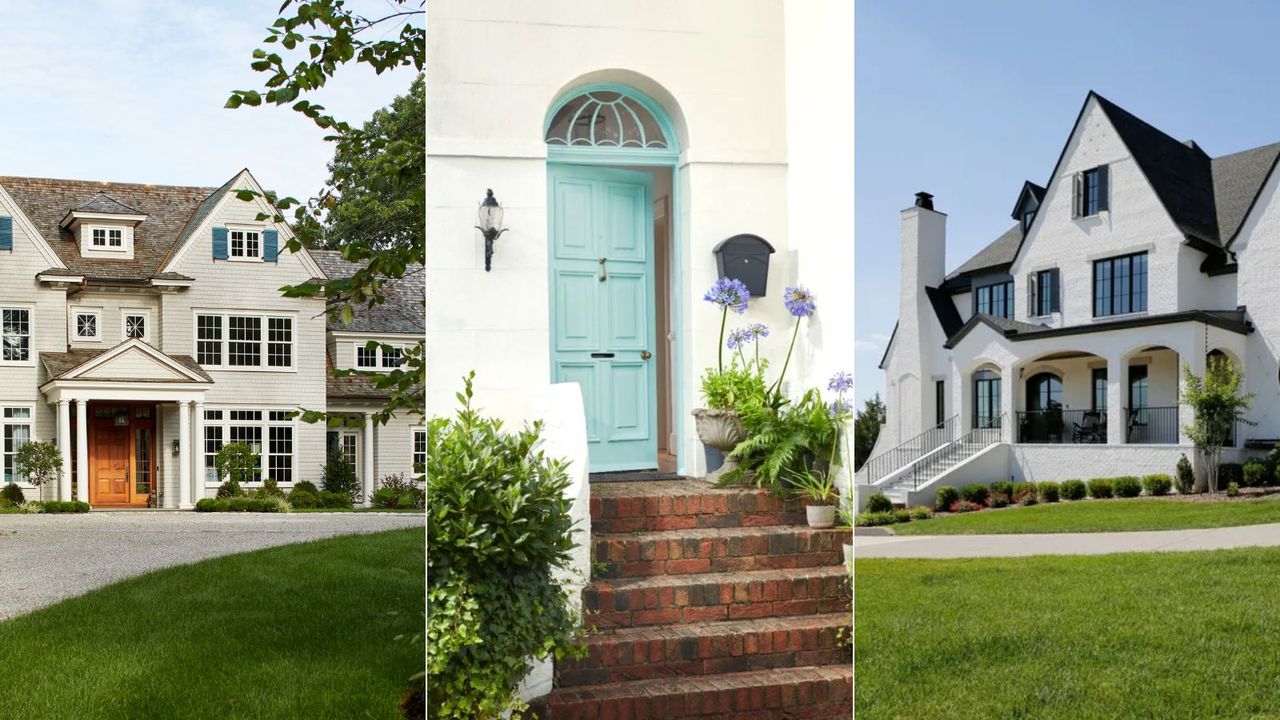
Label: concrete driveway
xmin=0 ymin=511 xmax=423 ymax=621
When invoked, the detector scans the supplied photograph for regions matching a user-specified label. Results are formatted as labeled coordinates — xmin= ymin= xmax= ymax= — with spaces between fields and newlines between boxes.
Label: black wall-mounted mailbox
xmin=713 ymin=234 xmax=775 ymax=296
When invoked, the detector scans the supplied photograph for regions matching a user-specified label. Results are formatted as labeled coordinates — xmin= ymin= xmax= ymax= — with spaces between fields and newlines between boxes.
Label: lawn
xmin=0 ymin=527 xmax=424 ymax=720
xmin=857 ymin=548 xmax=1280 ymax=719
xmin=894 ymin=496 xmax=1280 ymax=534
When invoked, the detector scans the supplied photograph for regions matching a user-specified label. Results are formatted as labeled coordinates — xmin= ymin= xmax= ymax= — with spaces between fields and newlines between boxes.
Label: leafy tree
xmin=14 ymin=441 xmax=61 ymax=488
xmin=227 ymin=0 xmax=424 ymax=428
xmin=321 ymin=448 xmax=361 ymax=501
xmin=215 ymin=442 xmax=260 ymax=493
xmin=853 ymin=394 xmax=886 ymax=471
xmin=1183 ymin=357 xmax=1254 ymax=493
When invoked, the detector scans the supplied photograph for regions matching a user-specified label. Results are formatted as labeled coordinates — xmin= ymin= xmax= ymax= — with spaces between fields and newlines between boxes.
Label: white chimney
xmin=892 ymin=192 xmax=947 ymax=441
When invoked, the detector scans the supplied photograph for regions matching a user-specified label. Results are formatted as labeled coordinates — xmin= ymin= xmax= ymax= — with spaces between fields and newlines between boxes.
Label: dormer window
xmin=230 ymin=230 xmax=262 ymax=260
xmin=60 ymin=193 xmax=146 ymax=261
xmin=1022 ymin=208 xmax=1036 ymax=232
xmin=91 ymin=227 xmax=124 ymax=249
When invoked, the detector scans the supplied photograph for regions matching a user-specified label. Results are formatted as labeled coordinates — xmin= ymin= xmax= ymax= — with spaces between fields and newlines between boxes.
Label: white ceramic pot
xmin=692 ymin=408 xmax=746 ymax=481
xmin=806 ymin=504 xmax=836 ymax=528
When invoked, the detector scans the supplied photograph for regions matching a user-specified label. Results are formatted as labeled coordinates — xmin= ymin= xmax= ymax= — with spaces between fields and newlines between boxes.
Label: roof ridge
xmin=0 ymin=175 xmax=217 ymax=192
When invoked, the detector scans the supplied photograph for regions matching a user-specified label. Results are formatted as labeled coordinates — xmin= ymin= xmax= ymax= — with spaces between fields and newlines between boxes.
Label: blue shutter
xmin=212 ymin=227 xmax=228 ymax=260
xmin=263 ymin=229 xmax=279 ymax=262
xmin=0 ymin=217 xmax=11 ymax=251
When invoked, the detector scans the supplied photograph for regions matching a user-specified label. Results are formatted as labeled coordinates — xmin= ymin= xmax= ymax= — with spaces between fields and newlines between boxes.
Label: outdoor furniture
xmin=1072 ymin=411 xmax=1104 ymax=444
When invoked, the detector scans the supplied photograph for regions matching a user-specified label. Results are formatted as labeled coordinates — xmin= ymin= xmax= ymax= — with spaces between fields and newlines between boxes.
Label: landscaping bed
xmin=857 ymin=547 xmax=1280 ymax=718
xmin=894 ymin=495 xmax=1280 ymax=534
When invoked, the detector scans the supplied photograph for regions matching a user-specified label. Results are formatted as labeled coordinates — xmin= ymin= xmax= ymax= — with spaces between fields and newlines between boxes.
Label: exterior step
xmin=556 ymin=613 xmax=850 ymax=687
xmin=590 ymin=480 xmax=804 ymax=533
xmin=584 ymin=566 xmax=851 ymax=629
xmin=543 ymin=665 xmax=852 ymax=719
xmin=593 ymin=526 xmax=848 ymax=578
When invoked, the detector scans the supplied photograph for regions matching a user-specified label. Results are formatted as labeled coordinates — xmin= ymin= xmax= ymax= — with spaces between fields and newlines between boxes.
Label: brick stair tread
xmin=546 ymin=665 xmax=852 ymax=706
xmin=594 ymin=564 xmax=849 ymax=592
xmin=591 ymin=479 xmax=772 ymax=498
xmin=580 ymin=612 xmax=850 ymax=644
xmin=595 ymin=524 xmax=849 ymax=542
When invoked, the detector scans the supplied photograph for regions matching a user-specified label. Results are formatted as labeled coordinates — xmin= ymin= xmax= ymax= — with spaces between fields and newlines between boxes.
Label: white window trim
xmin=0 ymin=304 xmax=35 ymax=368
xmin=202 ymin=406 xmax=298 ymax=486
xmin=121 ymin=309 xmax=151 ymax=342
xmin=86 ymin=225 xmax=129 ymax=253
xmin=411 ymin=427 xmax=426 ymax=475
xmin=354 ymin=342 xmax=406 ymax=373
xmin=2 ymin=402 xmax=36 ymax=486
xmin=227 ymin=225 xmax=264 ymax=263
xmin=73 ymin=308 xmax=103 ymax=342
xmin=193 ymin=310 xmax=297 ymax=372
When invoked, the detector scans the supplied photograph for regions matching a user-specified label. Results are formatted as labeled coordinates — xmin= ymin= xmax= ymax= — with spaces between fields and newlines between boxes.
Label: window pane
xmin=268 ymin=426 xmax=293 ymax=484
xmin=357 ymin=346 xmax=378 ymax=368
xmin=267 ymin=318 xmax=292 ymax=367
xmin=1094 ymin=261 xmax=1111 ymax=316
xmin=228 ymin=316 xmax=262 ymax=366
xmin=76 ymin=313 xmax=97 ymax=338
xmin=197 ymin=315 xmax=222 ymax=365
xmin=229 ymin=425 xmax=263 ymax=481
xmin=413 ymin=429 xmax=426 ymax=474
xmin=382 ymin=346 xmax=404 ymax=368
xmin=204 ymin=426 xmax=223 ymax=482
xmin=125 ymin=315 xmax=145 ymax=339
xmin=1133 ymin=253 xmax=1148 ymax=311
xmin=2 ymin=309 xmax=29 ymax=362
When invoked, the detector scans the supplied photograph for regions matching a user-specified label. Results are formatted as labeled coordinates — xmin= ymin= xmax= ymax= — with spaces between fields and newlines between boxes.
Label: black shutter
xmin=1072 ymin=172 xmax=1082 ymax=218
xmin=1051 ymin=268 xmax=1061 ymax=313
xmin=1027 ymin=273 xmax=1037 ymax=317
xmin=1096 ymin=165 xmax=1110 ymax=212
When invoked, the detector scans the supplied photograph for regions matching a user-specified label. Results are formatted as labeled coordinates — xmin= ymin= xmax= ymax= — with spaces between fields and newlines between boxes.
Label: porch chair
xmin=1072 ymin=412 xmax=1103 ymax=444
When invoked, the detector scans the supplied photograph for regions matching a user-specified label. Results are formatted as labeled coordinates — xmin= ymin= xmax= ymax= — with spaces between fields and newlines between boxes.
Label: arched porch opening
xmin=1120 ymin=344 xmax=1182 ymax=445
xmin=1014 ymin=350 xmax=1108 ymax=444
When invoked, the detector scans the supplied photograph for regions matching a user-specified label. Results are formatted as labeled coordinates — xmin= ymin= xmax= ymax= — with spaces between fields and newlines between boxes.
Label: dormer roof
xmin=72 ymin=192 xmax=145 ymax=216
xmin=1010 ymin=181 xmax=1046 ymax=220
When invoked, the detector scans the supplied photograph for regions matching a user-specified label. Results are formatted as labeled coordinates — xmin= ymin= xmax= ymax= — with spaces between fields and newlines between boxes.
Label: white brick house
xmin=0 ymin=170 xmax=424 ymax=508
xmin=867 ymin=92 xmax=1277 ymax=505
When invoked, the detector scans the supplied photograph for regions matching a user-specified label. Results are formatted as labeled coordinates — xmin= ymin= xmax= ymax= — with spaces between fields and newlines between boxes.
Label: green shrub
xmin=1060 ymin=479 xmax=1087 ymax=501
xmin=892 ymin=508 xmax=911 ymax=523
xmin=1143 ymin=474 xmax=1173 ymax=496
xmin=1175 ymin=454 xmax=1195 ymax=494
xmin=1038 ymin=481 xmax=1060 ymax=503
xmin=855 ymin=512 xmax=897 ymax=527
xmin=34 ymin=500 xmax=89 ymax=513
xmin=989 ymin=481 xmax=1014 ymax=498
xmin=1 ymin=483 xmax=24 ymax=505
xmin=195 ymin=496 xmax=288 ymax=513
xmin=293 ymin=480 xmax=319 ymax=494
xmin=290 ymin=491 xmax=354 ymax=509
xmin=1227 ymin=482 xmax=1241 ymax=497
xmin=909 ymin=505 xmax=932 ymax=520
xmin=375 ymin=473 xmax=424 ymax=509
xmin=321 ymin=448 xmax=361 ymax=501
xmin=1113 ymin=476 xmax=1141 ymax=498
xmin=1219 ymin=463 xmax=1244 ymax=489
xmin=1243 ymin=461 xmax=1267 ymax=488
xmin=960 ymin=484 xmax=989 ymax=505
xmin=1012 ymin=482 xmax=1038 ymax=505
xmin=215 ymin=481 xmax=242 ymax=499
xmin=215 ymin=442 xmax=259 ymax=491
xmin=1087 ymin=478 xmax=1114 ymax=499
xmin=866 ymin=492 xmax=892 ymax=513
xmin=934 ymin=486 xmax=958 ymax=512
xmin=427 ymin=372 xmax=585 ymax=719
xmin=372 ymin=487 xmax=400 ymax=508
xmin=950 ymin=499 xmax=982 ymax=513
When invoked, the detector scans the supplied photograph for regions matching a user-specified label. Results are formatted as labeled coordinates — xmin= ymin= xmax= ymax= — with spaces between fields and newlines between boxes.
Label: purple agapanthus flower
xmin=783 ymin=286 xmax=816 ymax=318
xmin=726 ymin=327 xmax=750 ymax=350
xmin=704 ymin=277 xmax=750 ymax=315
xmin=828 ymin=399 xmax=852 ymax=417
xmin=827 ymin=371 xmax=853 ymax=394
xmin=746 ymin=322 xmax=769 ymax=339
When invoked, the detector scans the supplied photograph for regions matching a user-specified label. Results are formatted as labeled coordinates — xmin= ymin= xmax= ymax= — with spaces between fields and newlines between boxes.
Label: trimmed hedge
xmin=1086 ymin=478 xmax=1114 ymax=499
xmin=287 ymin=488 xmax=353 ymax=509
xmin=960 ymin=484 xmax=989 ymax=505
xmin=935 ymin=486 xmax=959 ymax=512
xmin=34 ymin=500 xmax=89 ymax=513
xmin=1 ymin=483 xmax=24 ymax=505
xmin=910 ymin=505 xmax=932 ymax=520
xmin=1143 ymin=474 xmax=1173 ymax=496
xmin=867 ymin=492 xmax=892 ymax=513
xmin=1113 ymin=476 xmax=1142 ymax=498
xmin=194 ymin=497 xmax=289 ymax=513
xmin=1012 ymin=482 xmax=1038 ymax=505
xmin=1243 ymin=461 xmax=1268 ymax=488
xmin=1037 ymin=481 xmax=1060 ymax=503
xmin=1061 ymin=479 xmax=1087 ymax=501
xmin=854 ymin=511 xmax=897 ymax=527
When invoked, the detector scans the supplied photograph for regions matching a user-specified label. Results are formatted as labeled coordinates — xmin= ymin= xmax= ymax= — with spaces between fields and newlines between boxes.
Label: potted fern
xmin=787 ymin=466 xmax=837 ymax=527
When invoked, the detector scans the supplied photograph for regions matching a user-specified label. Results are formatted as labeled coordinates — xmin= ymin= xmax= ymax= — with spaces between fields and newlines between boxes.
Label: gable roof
xmin=1213 ymin=141 xmax=1280 ymax=247
xmin=946 ymin=224 xmax=1022 ymax=282
xmin=311 ymin=249 xmax=424 ymax=334
xmin=0 ymin=175 xmax=219 ymax=282
xmin=71 ymin=192 xmax=145 ymax=216
xmin=40 ymin=342 xmax=212 ymax=383
xmin=925 ymin=285 xmax=964 ymax=337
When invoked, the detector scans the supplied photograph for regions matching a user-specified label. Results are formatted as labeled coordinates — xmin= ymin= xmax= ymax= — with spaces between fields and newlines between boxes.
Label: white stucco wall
xmin=1232 ymin=161 xmax=1280 ymax=437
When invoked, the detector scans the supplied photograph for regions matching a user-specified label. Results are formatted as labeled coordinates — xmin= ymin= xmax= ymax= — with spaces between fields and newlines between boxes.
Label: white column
xmin=56 ymin=400 xmax=71 ymax=501
xmin=362 ymin=413 xmax=375 ymax=507
xmin=1106 ymin=355 xmax=1126 ymax=445
xmin=75 ymin=399 xmax=89 ymax=504
xmin=178 ymin=400 xmax=192 ymax=509
xmin=1000 ymin=364 xmax=1016 ymax=443
xmin=192 ymin=401 xmax=205 ymax=503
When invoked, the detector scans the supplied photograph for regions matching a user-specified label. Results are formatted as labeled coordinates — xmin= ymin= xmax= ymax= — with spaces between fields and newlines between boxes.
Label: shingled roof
xmin=70 ymin=192 xmax=145 ymax=216
xmin=0 ymin=176 xmax=219 ymax=282
xmin=311 ymin=249 xmax=424 ymax=334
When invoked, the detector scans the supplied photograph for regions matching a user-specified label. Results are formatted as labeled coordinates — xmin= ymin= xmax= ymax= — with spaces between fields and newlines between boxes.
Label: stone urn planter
xmin=805 ymin=504 xmax=836 ymax=528
xmin=692 ymin=408 xmax=746 ymax=481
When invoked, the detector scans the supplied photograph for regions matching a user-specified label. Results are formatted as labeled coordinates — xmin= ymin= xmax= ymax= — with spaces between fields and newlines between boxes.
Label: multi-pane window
xmin=1093 ymin=252 xmax=1148 ymax=317
xmin=229 ymin=230 xmax=261 ymax=259
xmin=355 ymin=342 xmax=405 ymax=370
xmin=412 ymin=428 xmax=426 ymax=474
xmin=203 ymin=408 xmax=295 ymax=485
xmin=973 ymin=371 xmax=1002 ymax=429
xmin=75 ymin=311 xmax=99 ymax=340
xmin=196 ymin=313 xmax=294 ymax=369
xmin=1 ymin=309 xmax=30 ymax=363
xmin=1034 ymin=269 xmax=1059 ymax=317
xmin=124 ymin=313 xmax=147 ymax=340
xmin=1082 ymin=167 xmax=1105 ymax=216
xmin=2 ymin=407 xmax=31 ymax=483
xmin=974 ymin=281 xmax=1013 ymax=319
xmin=1092 ymin=368 xmax=1108 ymax=411
xmin=90 ymin=228 xmax=123 ymax=248
xmin=382 ymin=346 xmax=404 ymax=368
xmin=356 ymin=346 xmax=378 ymax=368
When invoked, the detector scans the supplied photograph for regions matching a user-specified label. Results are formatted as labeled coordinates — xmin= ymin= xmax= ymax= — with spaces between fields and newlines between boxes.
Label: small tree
xmin=853 ymin=394 xmax=886 ymax=471
xmin=215 ymin=442 xmax=260 ymax=495
xmin=1183 ymin=357 xmax=1254 ymax=493
xmin=322 ymin=448 xmax=360 ymax=501
xmin=14 ymin=441 xmax=61 ymax=488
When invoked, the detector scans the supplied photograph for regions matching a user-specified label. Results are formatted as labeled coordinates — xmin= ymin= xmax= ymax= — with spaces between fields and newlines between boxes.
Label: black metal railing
xmin=1125 ymin=406 xmax=1179 ymax=444
xmin=858 ymin=414 xmax=958 ymax=485
xmin=1016 ymin=409 xmax=1107 ymax=444
xmin=909 ymin=414 xmax=1006 ymax=489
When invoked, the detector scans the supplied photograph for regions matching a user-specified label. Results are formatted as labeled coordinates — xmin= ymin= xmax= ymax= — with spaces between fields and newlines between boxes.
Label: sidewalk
xmin=855 ymin=522 xmax=1280 ymax=558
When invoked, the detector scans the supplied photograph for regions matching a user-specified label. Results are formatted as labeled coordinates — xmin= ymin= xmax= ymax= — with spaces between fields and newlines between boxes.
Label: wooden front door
xmin=89 ymin=404 xmax=156 ymax=507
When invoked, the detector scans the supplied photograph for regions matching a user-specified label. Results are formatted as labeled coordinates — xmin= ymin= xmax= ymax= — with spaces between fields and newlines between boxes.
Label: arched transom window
xmin=545 ymin=90 xmax=670 ymax=149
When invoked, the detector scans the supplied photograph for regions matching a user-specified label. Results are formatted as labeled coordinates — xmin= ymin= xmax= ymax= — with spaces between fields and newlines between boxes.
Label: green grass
xmin=857 ymin=548 xmax=1280 ymax=718
xmin=894 ymin=496 xmax=1280 ymax=534
xmin=0 ymin=528 xmax=424 ymax=719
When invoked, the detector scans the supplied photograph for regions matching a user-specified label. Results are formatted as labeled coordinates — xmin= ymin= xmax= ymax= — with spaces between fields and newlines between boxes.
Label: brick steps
xmin=590 ymin=482 xmax=805 ymax=534
xmin=545 ymin=665 xmax=852 ymax=719
xmin=558 ymin=613 xmax=850 ymax=687
xmin=585 ymin=565 xmax=850 ymax=629
xmin=593 ymin=525 xmax=846 ymax=578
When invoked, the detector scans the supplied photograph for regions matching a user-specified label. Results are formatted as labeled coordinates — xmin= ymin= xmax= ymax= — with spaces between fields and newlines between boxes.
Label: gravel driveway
xmin=0 ymin=511 xmax=424 ymax=621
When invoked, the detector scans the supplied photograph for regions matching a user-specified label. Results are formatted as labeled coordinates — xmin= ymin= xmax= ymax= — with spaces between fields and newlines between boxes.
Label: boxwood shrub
xmin=1113 ymin=476 xmax=1142 ymax=498
xmin=1012 ymin=482 xmax=1038 ymax=505
xmin=960 ymin=483 xmax=989 ymax=505
xmin=34 ymin=500 xmax=90 ymax=513
xmin=934 ymin=485 xmax=958 ymax=512
xmin=0 ymin=483 xmax=24 ymax=505
xmin=1086 ymin=478 xmax=1114 ymax=499
xmin=909 ymin=505 xmax=932 ymax=520
xmin=1060 ymin=479 xmax=1087 ymax=501
xmin=194 ymin=497 xmax=289 ymax=513
xmin=892 ymin=508 xmax=912 ymax=523
xmin=855 ymin=511 xmax=898 ymax=527
xmin=1143 ymin=474 xmax=1173 ymax=496
xmin=1243 ymin=461 xmax=1268 ymax=488
xmin=1037 ymin=481 xmax=1060 ymax=503
xmin=866 ymin=492 xmax=892 ymax=513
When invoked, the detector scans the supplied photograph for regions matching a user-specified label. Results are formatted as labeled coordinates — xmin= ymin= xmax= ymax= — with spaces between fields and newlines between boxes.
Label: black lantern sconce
xmin=475 ymin=189 xmax=508 ymax=272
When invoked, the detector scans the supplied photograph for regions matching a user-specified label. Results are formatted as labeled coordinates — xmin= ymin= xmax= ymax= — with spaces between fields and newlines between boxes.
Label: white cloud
xmin=854 ymin=332 xmax=891 ymax=352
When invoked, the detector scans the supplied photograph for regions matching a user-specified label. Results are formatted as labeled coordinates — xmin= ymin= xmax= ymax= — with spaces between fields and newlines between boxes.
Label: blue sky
xmin=0 ymin=1 xmax=417 ymax=202
xmin=855 ymin=0 xmax=1280 ymax=405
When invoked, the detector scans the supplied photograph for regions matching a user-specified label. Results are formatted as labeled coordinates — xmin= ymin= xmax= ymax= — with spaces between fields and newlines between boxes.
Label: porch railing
xmin=1016 ymin=409 xmax=1106 ymax=444
xmin=909 ymin=413 xmax=1006 ymax=489
xmin=1125 ymin=406 xmax=1179 ymax=444
xmin=858 ymin=414 xmax=959 ymax=485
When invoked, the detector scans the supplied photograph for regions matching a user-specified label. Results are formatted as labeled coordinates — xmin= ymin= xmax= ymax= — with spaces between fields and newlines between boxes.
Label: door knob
xmin=641 ymin=350 xmax=652 ymax=360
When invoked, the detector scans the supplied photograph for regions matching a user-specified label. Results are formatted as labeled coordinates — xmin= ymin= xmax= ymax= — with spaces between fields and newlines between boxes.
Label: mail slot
xmin=712 ymin=233 xmax=775 ymax=297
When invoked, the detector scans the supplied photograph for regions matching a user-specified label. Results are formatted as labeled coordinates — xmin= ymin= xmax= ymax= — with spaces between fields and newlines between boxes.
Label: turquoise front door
xmin=548 ymin=164 xmax=657 ymax=472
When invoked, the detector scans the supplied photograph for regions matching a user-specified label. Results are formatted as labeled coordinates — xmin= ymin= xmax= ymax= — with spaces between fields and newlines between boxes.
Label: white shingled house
xmin=865 ymin=91 xmax=1280 ymax=506
xmin=0 ymin=170 xmax=423 ymax=508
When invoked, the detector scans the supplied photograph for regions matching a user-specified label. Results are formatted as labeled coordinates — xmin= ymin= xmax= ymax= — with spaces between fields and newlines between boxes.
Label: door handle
xmin=640 ymin=350 xmax=652 ymax=360
xmin=598 ymin=257 xmax=607 ymax=282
